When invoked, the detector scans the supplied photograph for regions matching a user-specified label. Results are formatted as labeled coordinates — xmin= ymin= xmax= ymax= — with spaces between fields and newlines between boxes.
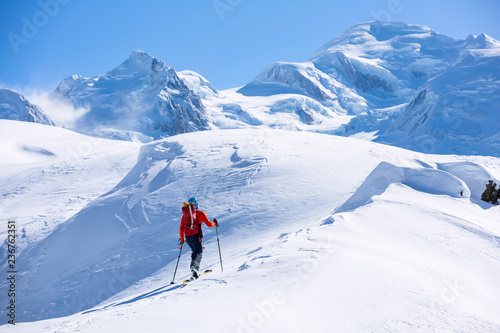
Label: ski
xmin=182 ymin=269 xmax=212 ymax=285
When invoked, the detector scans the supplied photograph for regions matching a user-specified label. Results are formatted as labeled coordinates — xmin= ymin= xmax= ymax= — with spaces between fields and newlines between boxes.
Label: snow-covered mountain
xmin=47 ymin=22 xmax=500 ymax=156
xmin=308 ymin=22 xmax=500 ymax=156
xmin=53 ymin=51 xmax=212 ymax=141
xmin=0 ymin=88 xmax=54 ymax=125
xmin=227 ymin=21 xmax=500 ymax=156
xmin=310 ymin=22 xmax=468 ymax=104
xmin=337 ymin=28 xmax=500 ymax=156
xmin=236 ymin=21 xmax=476 ymax=114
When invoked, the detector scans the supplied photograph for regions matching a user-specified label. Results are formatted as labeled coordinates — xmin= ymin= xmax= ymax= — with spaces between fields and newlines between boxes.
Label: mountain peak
xmin=309 ymin=21 xmax=448 ymax=68
xmin=129 ymin=50 xmax=155 ymax=66
xmin=471 ymin=33 xmax=500 ymax=48
xmin=318 ymin=21 xmax=434 ymax=49
xmin=459 ymin=33 xmax=500 ymax=58
xmin=108 ymin=50 xmax=171 ymax=77
xmin=356 ymin=21 xmax=432 ymax=35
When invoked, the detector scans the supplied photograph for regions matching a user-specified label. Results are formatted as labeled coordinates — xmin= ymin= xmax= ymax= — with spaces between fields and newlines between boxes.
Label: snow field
xmin=0 ymin=119 xmax=141 ymax=247
xmin=2 ymin=126 xmax=499 ymax=332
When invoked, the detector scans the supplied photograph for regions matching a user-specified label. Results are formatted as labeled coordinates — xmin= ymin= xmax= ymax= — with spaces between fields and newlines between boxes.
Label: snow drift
xmin=336 ymin=161 xmax=471 ymax=213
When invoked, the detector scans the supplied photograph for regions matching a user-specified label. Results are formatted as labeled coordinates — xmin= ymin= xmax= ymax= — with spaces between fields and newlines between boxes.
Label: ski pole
xmin=215 ymin=222 xmax=223 ymax=272
xmin=170 ymin=243 xmax=183 ymax=284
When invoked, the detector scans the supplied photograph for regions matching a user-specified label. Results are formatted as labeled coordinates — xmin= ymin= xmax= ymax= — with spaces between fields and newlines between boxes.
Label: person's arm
xmin=198 ymin=211 xmax=217 ymax=227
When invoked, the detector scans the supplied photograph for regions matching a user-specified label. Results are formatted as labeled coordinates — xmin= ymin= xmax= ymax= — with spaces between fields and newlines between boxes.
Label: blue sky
xmin=1 ymin=0 xmax=499 ymax=92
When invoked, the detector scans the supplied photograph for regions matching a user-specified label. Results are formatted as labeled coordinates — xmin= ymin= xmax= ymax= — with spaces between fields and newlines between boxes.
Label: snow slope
xmin=269 ymin=184 xmax=500 ymax=332
xmin=3 ymin=127 xmax=500 ymax=332
xmin=14 ymin=182 xmax=500 ymax=332
xmin=379 ymin=41 xmax=500 ymax=156
xmin=0 ymin=119 xmax=141 ymax=300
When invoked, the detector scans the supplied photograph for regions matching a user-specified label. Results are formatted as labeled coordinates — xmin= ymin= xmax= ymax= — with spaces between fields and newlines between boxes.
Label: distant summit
xmin=310 ymin=21 xmax=465 ymax=103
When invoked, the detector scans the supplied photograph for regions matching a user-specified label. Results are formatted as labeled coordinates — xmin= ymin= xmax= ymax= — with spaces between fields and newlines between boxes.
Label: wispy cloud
xmin=27 ymin=89 xmax=89 ymax=128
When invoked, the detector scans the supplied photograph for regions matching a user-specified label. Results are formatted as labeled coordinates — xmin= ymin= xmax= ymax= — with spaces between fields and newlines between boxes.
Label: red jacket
xmin=179 ymin=210 xmax=216 ymax=243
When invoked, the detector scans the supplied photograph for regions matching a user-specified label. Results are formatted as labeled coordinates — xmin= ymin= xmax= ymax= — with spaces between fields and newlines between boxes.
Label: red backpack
xmin=182 ymin=203 xmax=201 ymax=237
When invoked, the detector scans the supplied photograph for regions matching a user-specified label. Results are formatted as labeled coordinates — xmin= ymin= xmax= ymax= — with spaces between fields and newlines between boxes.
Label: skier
xmin=179 ymin=197 xmax=218 ymax=279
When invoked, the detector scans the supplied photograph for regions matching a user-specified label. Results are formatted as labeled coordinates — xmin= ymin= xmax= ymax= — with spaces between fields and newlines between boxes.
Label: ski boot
xmin=190 ymin=265 xmax=200 ymax=280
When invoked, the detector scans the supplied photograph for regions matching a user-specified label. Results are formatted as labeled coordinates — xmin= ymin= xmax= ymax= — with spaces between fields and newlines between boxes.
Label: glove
xmin=178 ymin=238 xmax=184 ymax=246
xmin=213 ymin=218 xmax=219 ymax=227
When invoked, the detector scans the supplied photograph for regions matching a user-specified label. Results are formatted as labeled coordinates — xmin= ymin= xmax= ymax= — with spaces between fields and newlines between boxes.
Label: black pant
xmin=185 ymin=234 xmax=203 ymax=271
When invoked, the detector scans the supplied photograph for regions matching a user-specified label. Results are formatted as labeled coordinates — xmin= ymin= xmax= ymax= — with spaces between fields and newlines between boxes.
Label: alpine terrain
xmin=0 ymin=21 xmax=499 ymax=332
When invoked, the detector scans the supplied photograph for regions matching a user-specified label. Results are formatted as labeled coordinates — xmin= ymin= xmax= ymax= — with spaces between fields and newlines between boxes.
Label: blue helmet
xmin=188 ymin=197 xmax=198 ymax=209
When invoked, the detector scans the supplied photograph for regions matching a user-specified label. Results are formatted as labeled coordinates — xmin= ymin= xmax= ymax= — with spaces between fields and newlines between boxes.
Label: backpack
xmin=182 ymin=202 xmax=202 ymax=237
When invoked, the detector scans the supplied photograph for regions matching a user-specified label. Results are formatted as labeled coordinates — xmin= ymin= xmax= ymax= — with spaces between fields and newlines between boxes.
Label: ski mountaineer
xmin=179 ymin=197 xmax=218 ymax=279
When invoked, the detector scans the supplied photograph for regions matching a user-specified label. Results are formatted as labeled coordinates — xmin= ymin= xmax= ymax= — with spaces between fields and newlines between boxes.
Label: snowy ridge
xmin=337 ymin=158 xmax=500 ymax=214
xmin=237 ymin=61 xmax=368 ymax=115
xmin=0 ymin=89 xmax=54 ymax=125
xmin=336 ymin=161 xmax=470 ymax=213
